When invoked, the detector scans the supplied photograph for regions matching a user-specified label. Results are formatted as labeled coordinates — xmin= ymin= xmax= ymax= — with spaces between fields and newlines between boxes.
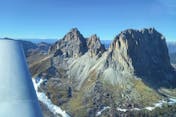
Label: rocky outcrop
xmin=87 ymin=34 xmax=105 ymax=57
xmin=48 ymin=28 xmax=88 ymax=58
xmin=109 ymin=28 xmax=175 ymax=87
xmin=48 ymin=28 xmax=106 ymax=58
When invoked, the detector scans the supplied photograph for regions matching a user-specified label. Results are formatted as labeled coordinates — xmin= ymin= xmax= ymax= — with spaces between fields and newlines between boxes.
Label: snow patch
xmin=117 ymin=107 xmax=140 ymax=112
xmin=117 ymin=98 xmax=176 ymax=112
xmin=144 ymin=107 xmax=155 ymax=111
xmin=32 ymin=78 xmax=70 ymax=117
xmin=116 ymin=107 xmax=127 ymax=112
xmin=96 ymin=106 xmax=110 ymax=116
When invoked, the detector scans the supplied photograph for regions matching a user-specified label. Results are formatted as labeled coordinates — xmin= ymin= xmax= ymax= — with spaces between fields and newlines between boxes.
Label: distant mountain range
xmin=17 ymin=38 xmax=175 ymax=53
xmin=18 ymin=38 xmax=112 ymax=49
xmin=167 ymin=42 xmax=176 ymax=66
xmin=18 ymin=39 xmax=57 ymax=44
xmin=167 ymin=42 xmax=176 ymax=54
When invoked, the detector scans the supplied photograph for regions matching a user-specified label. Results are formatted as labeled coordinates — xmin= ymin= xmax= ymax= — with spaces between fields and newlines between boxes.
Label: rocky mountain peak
xmin=48 ymin=28 xmax=88 ymax=57
xmin=70 ymin=27 xmax=80 ymax=33
xmin=63 ymin=28 xmax=84 ymax=41
xmin=48 ymin=28 xmax=106 ymax=58
xmin=87 ymin=34 xmax=105 ymax=57
xmin=109 ymin=28 xmax=174 ymax=86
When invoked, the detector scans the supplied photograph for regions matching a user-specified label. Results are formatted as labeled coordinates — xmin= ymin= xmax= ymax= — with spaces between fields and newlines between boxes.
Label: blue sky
xmin=0 ymin=0 xmax=175 ymax=41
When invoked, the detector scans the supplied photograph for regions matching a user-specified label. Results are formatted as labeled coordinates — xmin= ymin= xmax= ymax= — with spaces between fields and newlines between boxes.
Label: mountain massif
xmin=15 ymin=28 xmax=176 ymax=117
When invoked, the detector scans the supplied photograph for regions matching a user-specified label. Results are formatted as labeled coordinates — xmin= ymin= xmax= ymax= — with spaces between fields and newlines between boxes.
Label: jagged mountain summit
xmin=48 ymin=28 xmax=88 ymax=57
xmin=26 ymin=28 xmax=176 ymax=117
xmin=87 ymin=34 xmax=106 ymax=57
xmin=48 ymin=28 xmax=105 ymax=58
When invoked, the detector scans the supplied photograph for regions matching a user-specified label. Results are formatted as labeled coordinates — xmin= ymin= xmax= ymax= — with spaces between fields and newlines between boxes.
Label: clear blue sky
xmin=0 ymin=0 xmax=176 ymax=41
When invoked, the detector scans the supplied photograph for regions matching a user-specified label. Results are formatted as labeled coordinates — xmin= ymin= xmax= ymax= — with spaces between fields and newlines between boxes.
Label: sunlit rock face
xmin=87 ymin=34 xmax=106 ymax=57
xmin=48 ymin=28 xmax=106 ymax=58
xmin=109 ymin=28 xmax=175 ymax=87
xmin=48 ymin=28 xmax=88 ymax=58
xmin=0 ymin=39 xmax=43 ymax=117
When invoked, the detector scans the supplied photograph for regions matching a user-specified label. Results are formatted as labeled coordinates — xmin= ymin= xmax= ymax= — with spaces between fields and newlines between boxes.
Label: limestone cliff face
xmin=108 ymin=28 xmax=174 ymax=86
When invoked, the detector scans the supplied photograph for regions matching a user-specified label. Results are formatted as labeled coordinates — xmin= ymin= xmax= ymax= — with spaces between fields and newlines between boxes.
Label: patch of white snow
xmin=32 ymin=78 xmax=70 ymax=117
xmin=116 ymin=107 xmax=127 ymax=112
xmin=117 ymin=98 xmax=176 ymax=112
xmin=96 ymin=106 xmax=110 ymax=116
